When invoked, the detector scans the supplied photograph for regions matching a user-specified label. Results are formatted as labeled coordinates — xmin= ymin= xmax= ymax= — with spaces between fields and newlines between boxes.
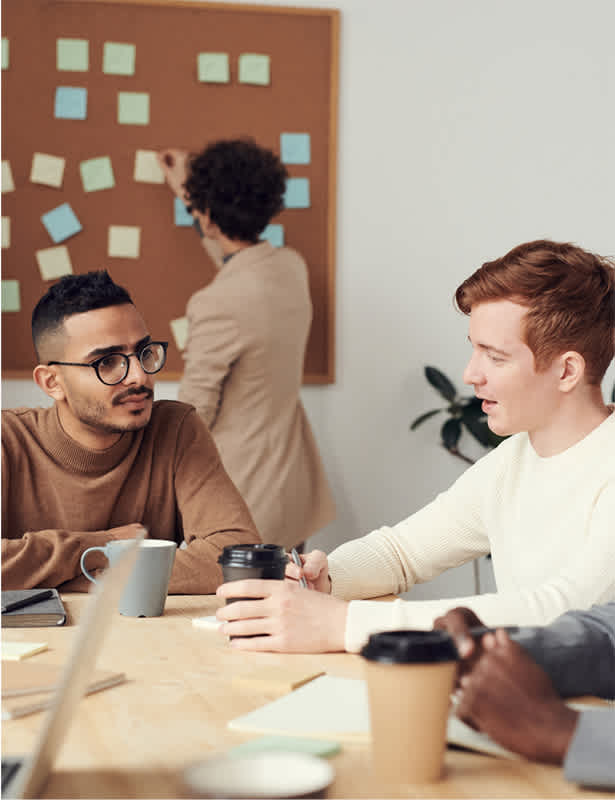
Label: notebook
xmin=228 ymin=674 xmax=519 ymax=759
xmin=1 ymin=590 xmax=67 ymax=628
xmin=1 ymin=533 xmax=143 ymax=799
xmin=2 ymin=660 xmax=126 ymax=720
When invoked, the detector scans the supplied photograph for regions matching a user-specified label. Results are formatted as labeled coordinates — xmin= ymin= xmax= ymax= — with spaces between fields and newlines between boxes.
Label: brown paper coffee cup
xmin=361 ymin=630 xmax=458 ymax=785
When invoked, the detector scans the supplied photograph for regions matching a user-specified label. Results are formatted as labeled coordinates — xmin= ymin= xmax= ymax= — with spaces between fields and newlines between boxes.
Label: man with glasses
xmin=1 ymin=270 xmax=260 ymax=592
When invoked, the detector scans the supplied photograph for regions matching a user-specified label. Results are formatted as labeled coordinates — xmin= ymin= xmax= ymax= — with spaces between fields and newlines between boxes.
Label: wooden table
xmin=1 ymin=594 xmax=611 ymax=798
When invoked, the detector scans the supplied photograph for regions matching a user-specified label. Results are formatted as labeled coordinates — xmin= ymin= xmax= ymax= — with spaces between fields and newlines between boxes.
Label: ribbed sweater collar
xmin=42 ymin=405 xmax=136 ymax=476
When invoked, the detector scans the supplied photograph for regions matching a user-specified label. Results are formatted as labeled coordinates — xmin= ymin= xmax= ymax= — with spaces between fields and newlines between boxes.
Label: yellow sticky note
xmin=238 ymin=53 xmax=270 ymax=86
xmin=57 ymin=38 xmax=89 ymax=72
xmin=232 ymin=667 xmax=325 ymax=694
xmin=1 ymin=279 xmax=20 ymax=312
xmin=108 ymin=225 xmax=140 ymax=258
xmin=1 ymin=642 xmax=48 ymax=661
xmin=30 ymin=153 xmax=66 ymax=188
xmin=2 ymin=38 xmax=9 ymax=71
xmin=2 ymin=160 xmax=15 ymax=193
xmin=35 ymin=245 xmax=74 ymax=281
xmin=2 ymin=217 xmax=10 ymax=249
xmin=134 ymin=150 xmax=164 ymax=184
xmin=170 ymin=317 xmax=189 ymax=350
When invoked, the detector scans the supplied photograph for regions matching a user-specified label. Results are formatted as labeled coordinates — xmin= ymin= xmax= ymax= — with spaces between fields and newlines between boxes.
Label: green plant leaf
xmin=410 ymin=408 xmax=443 ymax=430
xmin=425 ymin=366 xmax=457 ymax=402
xmin=461 ymin=414 xmax=492 ymax=447
xmin=441 ymin=417 xmax=462 ymax=450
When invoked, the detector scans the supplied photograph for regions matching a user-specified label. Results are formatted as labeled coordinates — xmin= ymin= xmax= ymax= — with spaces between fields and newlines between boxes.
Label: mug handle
xmin=80 ymin=546 xmax=108 ymax=584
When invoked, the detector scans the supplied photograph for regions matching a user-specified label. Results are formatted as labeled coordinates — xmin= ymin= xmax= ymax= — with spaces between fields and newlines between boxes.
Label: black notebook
xmin=1 ymin=589 xmax=67 ymax=628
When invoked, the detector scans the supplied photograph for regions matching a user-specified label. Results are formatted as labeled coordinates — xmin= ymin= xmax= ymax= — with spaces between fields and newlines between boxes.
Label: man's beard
xmin=76 ymin=387 xmax=154 ymax=435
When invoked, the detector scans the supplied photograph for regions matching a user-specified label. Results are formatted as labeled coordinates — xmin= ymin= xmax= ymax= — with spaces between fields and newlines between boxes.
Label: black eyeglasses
xmin=48 ymin=341 xmax=168 ymax=386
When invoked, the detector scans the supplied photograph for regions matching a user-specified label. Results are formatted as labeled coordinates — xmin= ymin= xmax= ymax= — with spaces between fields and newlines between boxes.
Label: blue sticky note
xmin=260 ymin=224 xmax=284 ymax=248
xmin=174 ymin=197 xmax=194 ymax=227
xmin=41 ymin=203 xmax=82 ymax=243
xmin=284 ymin=178 xmax=310 ymax=209
xmin=54 ymin=87 xmax=87 ymax=120
xmin=281 ymin=133 xmax=311 ymax=165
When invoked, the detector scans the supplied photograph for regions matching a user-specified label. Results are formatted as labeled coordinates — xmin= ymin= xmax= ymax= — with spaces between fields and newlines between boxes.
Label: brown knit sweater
xmin=1 ymin=400 xmax=260 ymax=593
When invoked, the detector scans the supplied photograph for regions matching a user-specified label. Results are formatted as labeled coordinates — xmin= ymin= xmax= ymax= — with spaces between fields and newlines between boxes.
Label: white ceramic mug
xmin=80 ymin=539 xmax=177 ymax=617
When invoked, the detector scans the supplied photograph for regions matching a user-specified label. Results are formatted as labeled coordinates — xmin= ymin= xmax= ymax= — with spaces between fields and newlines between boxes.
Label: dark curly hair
xmin=184 ymin=138 xmax=287 ymax=242
xmin=32 ymin=270 xmax=132 ymax=360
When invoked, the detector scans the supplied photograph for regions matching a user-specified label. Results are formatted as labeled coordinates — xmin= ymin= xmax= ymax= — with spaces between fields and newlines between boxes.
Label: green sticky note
xmin=103 ymin=42 xmax=136 ymax=76
xmin=118 ymin=91 xmax=149 ymax=125
xmin=57 ymin=38 xmax=89 ymax=71
xmin=197 ymin=52 xmax=229 ymax=83
xmin=80 ymin=156 xmax=115 ymax=192
xmin=2 ymin=38 xmax=9 ymax=70
xmin=228 ymin=736 xmax=341 ymax=759
xmin=1 ymin=280 xmax=21 ymax=312
xmin=238 ymin=53 xmax=270 ymax=86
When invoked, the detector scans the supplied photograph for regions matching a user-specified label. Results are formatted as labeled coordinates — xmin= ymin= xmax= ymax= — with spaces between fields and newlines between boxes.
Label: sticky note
xmin=281 ymin=133 xmax=311 ymax=165
xmin=170 ymin=317 xmax=189 ymax=351
xmin=35 ymin=246 xmax=73 ymax=281
xmin=103 ymin=42 xmax=136 ymax=76
xmin=2 ymin=217 xmax=10 ymax=248
xmin=197 ymin=52 xmax=230 ymax=83
xmin=1 ymin=642 xmax=48 ymax=661
xmin=80 ymin=156 xmax=115 ymax=192
xmin=30 ymin=153 xmax=66 ymax=188
xmin=238 ymin=53 xmax=270 ymax=86
xmin=134 ymin=150 xmax=164 ymax=183
xmin=2 ymin=38 xmax=9 ymax=70
xmin=57 ymin=38 xmax=89 ymax=71
xmin=2 ymin=161 xmax=15 ymax=193
xmin=108 ymin=225 xmax=140 ymax=258
xmin=284 ymin=177 xmax=310 ymax=209
xmin=260 ymin=224 xmax=284 ymax=248
xmin=54 ymin=87 xmax=87 ymax=120
xmin=232 ymin=666 xmax=325 ymax=693
xmin=118 ymin=92 xmax=149 ymax=125
xmin=1 ymin=280 xmax=20 ymax=312
xmin=41 ymin=203 xmax=82 ymax=243
xmin=174 ymin=197 xmax=194 ymax=227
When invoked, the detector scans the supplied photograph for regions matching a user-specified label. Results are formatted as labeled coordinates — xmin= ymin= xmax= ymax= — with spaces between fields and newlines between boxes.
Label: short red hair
xmin=455 ymin=240 xmax=615 ymax=385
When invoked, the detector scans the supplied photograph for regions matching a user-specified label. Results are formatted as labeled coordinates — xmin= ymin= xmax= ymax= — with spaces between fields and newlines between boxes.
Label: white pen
xmin=290 ymin=548 xmax=308 ymax=588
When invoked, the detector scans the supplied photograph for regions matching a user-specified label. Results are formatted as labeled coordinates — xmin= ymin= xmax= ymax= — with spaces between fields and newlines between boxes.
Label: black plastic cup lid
xmin=218 ymin=544 xmax=288 ymax=567
xmin=360 ymin=629 xmax=458 ymax=664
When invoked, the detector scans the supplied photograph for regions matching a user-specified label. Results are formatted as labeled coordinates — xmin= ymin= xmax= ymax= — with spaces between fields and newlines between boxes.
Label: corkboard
xmin=1 ymin=0 xmax=338 ymax=382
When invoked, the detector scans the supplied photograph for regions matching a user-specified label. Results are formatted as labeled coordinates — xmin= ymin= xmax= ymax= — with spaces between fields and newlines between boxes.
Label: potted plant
xmin=410 ymin=366 xmax=508 ymax=465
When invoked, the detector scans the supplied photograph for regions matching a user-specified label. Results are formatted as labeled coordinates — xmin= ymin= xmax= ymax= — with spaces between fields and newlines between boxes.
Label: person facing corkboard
xmin=157 ymin=140 xmax=335 ymax=548
xmin=1 ymin=0 xmax=338 ymax=382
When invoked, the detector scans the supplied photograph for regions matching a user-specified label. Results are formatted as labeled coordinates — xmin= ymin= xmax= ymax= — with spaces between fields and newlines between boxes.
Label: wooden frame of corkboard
xmin=1 ymin=0 xmax=339 ymax=382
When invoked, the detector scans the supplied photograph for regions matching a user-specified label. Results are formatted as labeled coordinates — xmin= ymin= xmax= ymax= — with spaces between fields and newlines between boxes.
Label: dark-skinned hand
xmin=434 ymin=606 xmax=485 ymax=684
xmin=456 ymin=629 xmax=579 ymax=764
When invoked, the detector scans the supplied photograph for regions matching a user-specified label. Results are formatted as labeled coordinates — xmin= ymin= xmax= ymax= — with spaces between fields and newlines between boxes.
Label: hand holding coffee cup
xmin=361 ymin=629 xmax=458 ymax=785
xmin=81 ymin=537 xmax=177 ymax=617
xmin=218 ymin=544 xmax=288 ymax=601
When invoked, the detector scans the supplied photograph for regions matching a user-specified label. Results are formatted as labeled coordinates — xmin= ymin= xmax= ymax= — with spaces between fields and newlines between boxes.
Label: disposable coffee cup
xmin=361 ymin=629 xmax=458 ymax=785
xmin=218 ymin=544 xmax=288 ymax=603
xmin=80 ymin=539 xmax=177 ymax=617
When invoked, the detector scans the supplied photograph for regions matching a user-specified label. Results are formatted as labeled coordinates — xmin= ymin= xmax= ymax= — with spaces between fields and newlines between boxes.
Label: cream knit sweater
xmin=328 ymin=409 xmax=615 ymax=652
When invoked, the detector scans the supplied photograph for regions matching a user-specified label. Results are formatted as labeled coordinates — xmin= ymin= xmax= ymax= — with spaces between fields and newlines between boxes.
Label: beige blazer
xmin=178 ymin=240 xmax=335 ymax=549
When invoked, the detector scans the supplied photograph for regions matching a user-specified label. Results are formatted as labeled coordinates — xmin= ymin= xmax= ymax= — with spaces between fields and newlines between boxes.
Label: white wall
xmin=3 ymin=0 xmax=615 ymax=601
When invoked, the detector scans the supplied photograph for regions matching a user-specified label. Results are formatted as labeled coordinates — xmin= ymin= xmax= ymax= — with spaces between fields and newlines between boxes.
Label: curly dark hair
xmin=32 ymin=270 xmax=133 ymax=359
xmin=184 ymin=138 xmax=288 ymax=242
